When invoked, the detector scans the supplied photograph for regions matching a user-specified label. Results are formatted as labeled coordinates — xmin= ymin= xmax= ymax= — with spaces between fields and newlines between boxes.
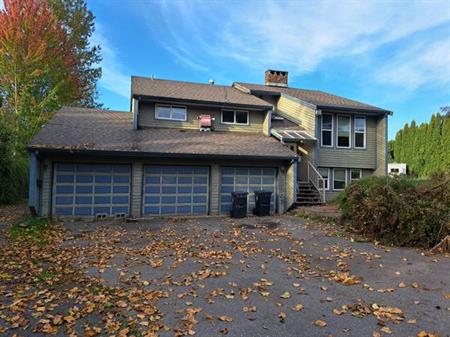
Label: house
xmin=27 ymin=69 xmax=392 ymax=218
xmin=388 ymin=163 xmax=407 ymax=175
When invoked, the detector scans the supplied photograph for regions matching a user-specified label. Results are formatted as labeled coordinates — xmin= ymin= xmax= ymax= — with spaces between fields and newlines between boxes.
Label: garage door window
xmin=220 ymin=167 xmax=276 ymax=214
xmin=143 ymin=166 xmax=209 ymax=215
xmin=53 ymin=164 xmax=130 ymax=217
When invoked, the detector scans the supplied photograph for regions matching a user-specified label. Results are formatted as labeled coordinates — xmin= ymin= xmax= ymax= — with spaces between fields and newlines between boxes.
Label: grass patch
xmin=10 ymin=217 xmax=51 ymax=244
xmin=36 ymin=270 xmax=54 ymax=282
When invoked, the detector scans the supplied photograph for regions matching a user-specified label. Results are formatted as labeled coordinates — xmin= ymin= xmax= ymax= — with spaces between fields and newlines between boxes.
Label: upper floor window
xmin=222 ymin=110 xmax=249 ymax=125
xmin=155 ymin=104 xmax=187 ymax=121
xmin=337 ymin=115 xmax=351 ymax=148
xmin=354 ymin=116 xmax=366 ymax=149
xmin=321 ymin=114 xmax=333 ymax=147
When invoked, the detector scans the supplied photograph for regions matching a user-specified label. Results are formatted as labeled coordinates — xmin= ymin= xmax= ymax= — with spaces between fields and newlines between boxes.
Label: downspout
xmin=28 ymin=150 xmax=38 ymax=216
xmin=293 ymin=158 xmax=299 ymax=203
xmin=132 ymin=98 xmax=139 ymax=130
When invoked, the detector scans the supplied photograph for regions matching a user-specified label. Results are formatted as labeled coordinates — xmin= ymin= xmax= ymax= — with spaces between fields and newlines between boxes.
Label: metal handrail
xmin=307 ymin=161 xmax=326 ymax=203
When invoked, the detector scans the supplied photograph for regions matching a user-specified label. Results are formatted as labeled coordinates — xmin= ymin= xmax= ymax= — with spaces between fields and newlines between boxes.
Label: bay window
xmin=354 ymin=116 xmax=366 ymax=149
xmin=337 ymin=115 xmax=351 ymax=148
xmin=333 ymin=168 xmax=347 ymax=190
xmin=321 ymin=114 xmax=333 ymax=147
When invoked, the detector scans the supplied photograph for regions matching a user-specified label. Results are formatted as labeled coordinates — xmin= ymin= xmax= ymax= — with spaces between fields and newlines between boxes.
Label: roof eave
xmin=27 ymin=146 xmax=297 ymax=161
xmin=317 ymin=105 xmax=393 ymax=116
xmin=132 ymin=94 xmax=272 ymax=111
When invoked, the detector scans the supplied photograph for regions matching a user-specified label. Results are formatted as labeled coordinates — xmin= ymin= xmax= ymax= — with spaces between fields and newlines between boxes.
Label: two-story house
xmin=28 ymin=69 xmax=391 ymax=218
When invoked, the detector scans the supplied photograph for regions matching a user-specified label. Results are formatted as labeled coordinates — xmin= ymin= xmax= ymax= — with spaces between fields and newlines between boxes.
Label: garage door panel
xmin=53 ymin=163 xmax=131 ymax=217
xmin=220 ymin=167 xmax=276 ymax=214
xmin=142 ymin=165 xmax=209 ymax=216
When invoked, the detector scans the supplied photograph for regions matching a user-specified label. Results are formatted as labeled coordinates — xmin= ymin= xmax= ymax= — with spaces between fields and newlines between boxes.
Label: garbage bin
xmin=254 ymin=190 xmax=272 ymax=216
xmin=231 ymin=191 xmax=248 ymax=218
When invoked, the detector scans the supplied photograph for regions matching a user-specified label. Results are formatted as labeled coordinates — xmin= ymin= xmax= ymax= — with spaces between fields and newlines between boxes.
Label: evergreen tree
xmin=49 ymin=0 xmax=102 ymax=108
xmin=390 ymin=107 xmax=449 ymax=177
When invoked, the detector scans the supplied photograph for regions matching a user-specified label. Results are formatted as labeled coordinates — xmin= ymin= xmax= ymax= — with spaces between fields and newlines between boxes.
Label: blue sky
xmin=27 ymin=1 xmax=450 ymax=139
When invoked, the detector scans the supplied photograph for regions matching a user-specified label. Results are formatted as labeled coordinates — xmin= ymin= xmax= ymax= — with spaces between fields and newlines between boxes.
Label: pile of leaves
xmin=339 ymin=173 xmax=450 ymax=248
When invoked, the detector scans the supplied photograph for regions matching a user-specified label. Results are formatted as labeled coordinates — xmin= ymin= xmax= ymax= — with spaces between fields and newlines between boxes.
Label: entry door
xmin=53 ymin=163 xmax=131 ymax=217
xmin=142 ymin=166 xmax=209 ymax=215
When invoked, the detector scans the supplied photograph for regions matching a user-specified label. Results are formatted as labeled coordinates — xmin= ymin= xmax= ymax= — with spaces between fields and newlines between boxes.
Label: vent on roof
xmin=265 ymin=69 xmax=288 ymax=87
xmin=209 ymin=79 xmax=215 ymax=85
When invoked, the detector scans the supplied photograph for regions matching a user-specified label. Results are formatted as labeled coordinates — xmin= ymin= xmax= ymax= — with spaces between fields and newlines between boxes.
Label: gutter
xmin=28 ymin=147 xmax=298 ymax=162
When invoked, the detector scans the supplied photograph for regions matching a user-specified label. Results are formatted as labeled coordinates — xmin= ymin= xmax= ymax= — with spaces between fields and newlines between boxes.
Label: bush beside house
xmin=338 ymin=174 xmax=450 ymax=248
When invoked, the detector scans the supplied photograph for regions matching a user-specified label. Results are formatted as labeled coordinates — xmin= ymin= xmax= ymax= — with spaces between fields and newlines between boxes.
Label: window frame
xmin=155 ymin=104 xmax=187 ymax=122
xmin=336 ymin=115 xmax=352 ymax=149
xmin=333 ymin=168 xmax=347 ymax=191
xmin=221 ymin=109 xmax=249 ymax=125
xmin=354 ymin=116 xmax=366 ymax=149
xmin=321 ymin=113 xmax=334 ymax=148
xmin=350 ymin=168 xmax=362 ymax=183
xmin=318 ymin=167 xmax=330 ymax=191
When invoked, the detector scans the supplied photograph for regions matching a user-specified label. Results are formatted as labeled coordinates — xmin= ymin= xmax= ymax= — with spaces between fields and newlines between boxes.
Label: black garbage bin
xmin=254 ymin=190 xmax=272 ymax=216
xmin=231 ymin=191 xmax=248 ymax=218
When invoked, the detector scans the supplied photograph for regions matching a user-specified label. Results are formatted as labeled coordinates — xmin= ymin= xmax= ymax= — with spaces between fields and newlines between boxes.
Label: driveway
xmin=0 ymin=215 xmax=449 ymax=337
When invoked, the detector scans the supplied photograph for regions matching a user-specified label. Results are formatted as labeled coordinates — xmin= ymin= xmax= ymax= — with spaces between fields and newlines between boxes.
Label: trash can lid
xmin=231 ymin=191 xmax=248 ymax=196
xmin=254 ymin=190 xmax=273 ymax=195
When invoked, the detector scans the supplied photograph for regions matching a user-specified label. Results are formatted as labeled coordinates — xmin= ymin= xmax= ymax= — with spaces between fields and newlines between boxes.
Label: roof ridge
xmin=132 ymin=75 xmax=231 ymax=89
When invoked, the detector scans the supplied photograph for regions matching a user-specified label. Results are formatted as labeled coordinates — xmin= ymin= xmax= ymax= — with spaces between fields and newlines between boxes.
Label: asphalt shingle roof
xmin=132 ymin=76 xmax=272 ymax=109
xmin=235 ymin=82 xmax=391 ymax=113
xmin=29 ymin=107 xmax=296 ymax=160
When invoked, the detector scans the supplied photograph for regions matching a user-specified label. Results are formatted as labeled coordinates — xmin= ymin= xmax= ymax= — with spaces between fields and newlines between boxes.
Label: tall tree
xmin=49 ymin=0 xmax=102 ymax=108
xmin=390 ymin=107 xmax=450 ymax=177
xmin=0 ymin=0 xmax=79 ymax=148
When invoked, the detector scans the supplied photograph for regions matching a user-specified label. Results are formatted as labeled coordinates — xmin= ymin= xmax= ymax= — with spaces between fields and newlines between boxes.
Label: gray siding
xmin=317 ymin=114 xmax=377 ymax=169
xmin=131 ymin=162 xmax=143 ymax=217
xmin=139 ymin=102 xmax=266 ymax=133
xmin=374 ymin=116 xmax=388 ymax=176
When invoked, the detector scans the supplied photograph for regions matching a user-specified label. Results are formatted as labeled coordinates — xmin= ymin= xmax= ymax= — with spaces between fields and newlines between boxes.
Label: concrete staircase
xmin=296 ymin=181 xmax=323 ymax=206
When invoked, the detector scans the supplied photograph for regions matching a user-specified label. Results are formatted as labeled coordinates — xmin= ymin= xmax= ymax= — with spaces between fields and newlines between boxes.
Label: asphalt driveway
xmin=0 ymin=215 xmax=449 ymax=337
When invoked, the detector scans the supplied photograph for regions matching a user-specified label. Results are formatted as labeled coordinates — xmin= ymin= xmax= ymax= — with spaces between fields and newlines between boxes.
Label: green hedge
xmin=339 ymin=174 xmax=450 ymax=248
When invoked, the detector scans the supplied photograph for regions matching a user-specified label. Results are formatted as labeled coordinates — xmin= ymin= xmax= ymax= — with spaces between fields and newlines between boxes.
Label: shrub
xmin=339 ymin=174 xmax=450 ymax=248
xmin=0 ymin=123 xmax=28 ymax=205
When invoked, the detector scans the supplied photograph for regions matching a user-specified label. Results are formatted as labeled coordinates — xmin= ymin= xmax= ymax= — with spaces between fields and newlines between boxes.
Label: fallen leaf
xmin=291 ymin=304 xmax=304 ymax=312
xmin=280 ymin=291 xmax=291 ymax=299
xmin=314 ymin=319 xmax=327 ymax=327
xmin=218 ymin=315 xmax=233 ymax=322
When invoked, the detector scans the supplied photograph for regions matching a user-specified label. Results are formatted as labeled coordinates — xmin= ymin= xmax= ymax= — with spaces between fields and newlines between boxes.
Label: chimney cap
xmin=265 ymin=69 xmax=288 ymax=87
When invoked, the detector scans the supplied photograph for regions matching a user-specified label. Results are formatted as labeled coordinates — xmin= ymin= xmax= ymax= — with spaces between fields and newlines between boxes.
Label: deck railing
xmin=307 ymin=161 xmax=326 ymax=203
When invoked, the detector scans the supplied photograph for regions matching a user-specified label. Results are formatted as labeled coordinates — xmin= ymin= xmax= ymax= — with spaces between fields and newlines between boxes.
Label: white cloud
xmin=375 ymin=39 xmax=450 ymax=90
xmin=138 ymin=0 xmax=450 ymax=90
xmin=91 ymin=25 xmax=131 ymax=99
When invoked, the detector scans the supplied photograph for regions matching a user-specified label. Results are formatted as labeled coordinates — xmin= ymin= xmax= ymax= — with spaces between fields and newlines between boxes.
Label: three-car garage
xmin=50 ymin=162 xmax=285 ymax=218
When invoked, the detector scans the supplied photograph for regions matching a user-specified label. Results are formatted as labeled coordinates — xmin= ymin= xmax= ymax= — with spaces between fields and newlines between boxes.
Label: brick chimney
xmin=265 ymin=69 xmax=288 ymax=87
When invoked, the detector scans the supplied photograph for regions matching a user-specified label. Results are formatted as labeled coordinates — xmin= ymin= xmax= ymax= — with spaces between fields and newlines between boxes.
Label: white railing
xmin=307 ymin=161 xmax=326 ymax=203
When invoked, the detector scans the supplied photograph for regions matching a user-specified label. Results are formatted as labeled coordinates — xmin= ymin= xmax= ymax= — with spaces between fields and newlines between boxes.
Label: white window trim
xmin=155 ymin=104 xmax=187 ymax=122
xmin=318 ymin=167 xmax=331 ymax=191
xmin=333 ymin=168 xmax=347 ymax=191
xmin=336 ymin=115 xmax=352 ymax=149
xmin=221 ymin=109 xmax=249 ymax=125
xmin=350 ymin=168 xmax=362 ymax=182
xmin=321 ymin=113 xmax=334 ymax=148
xmin=354 ymin=116 xmax=366 ymax=149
